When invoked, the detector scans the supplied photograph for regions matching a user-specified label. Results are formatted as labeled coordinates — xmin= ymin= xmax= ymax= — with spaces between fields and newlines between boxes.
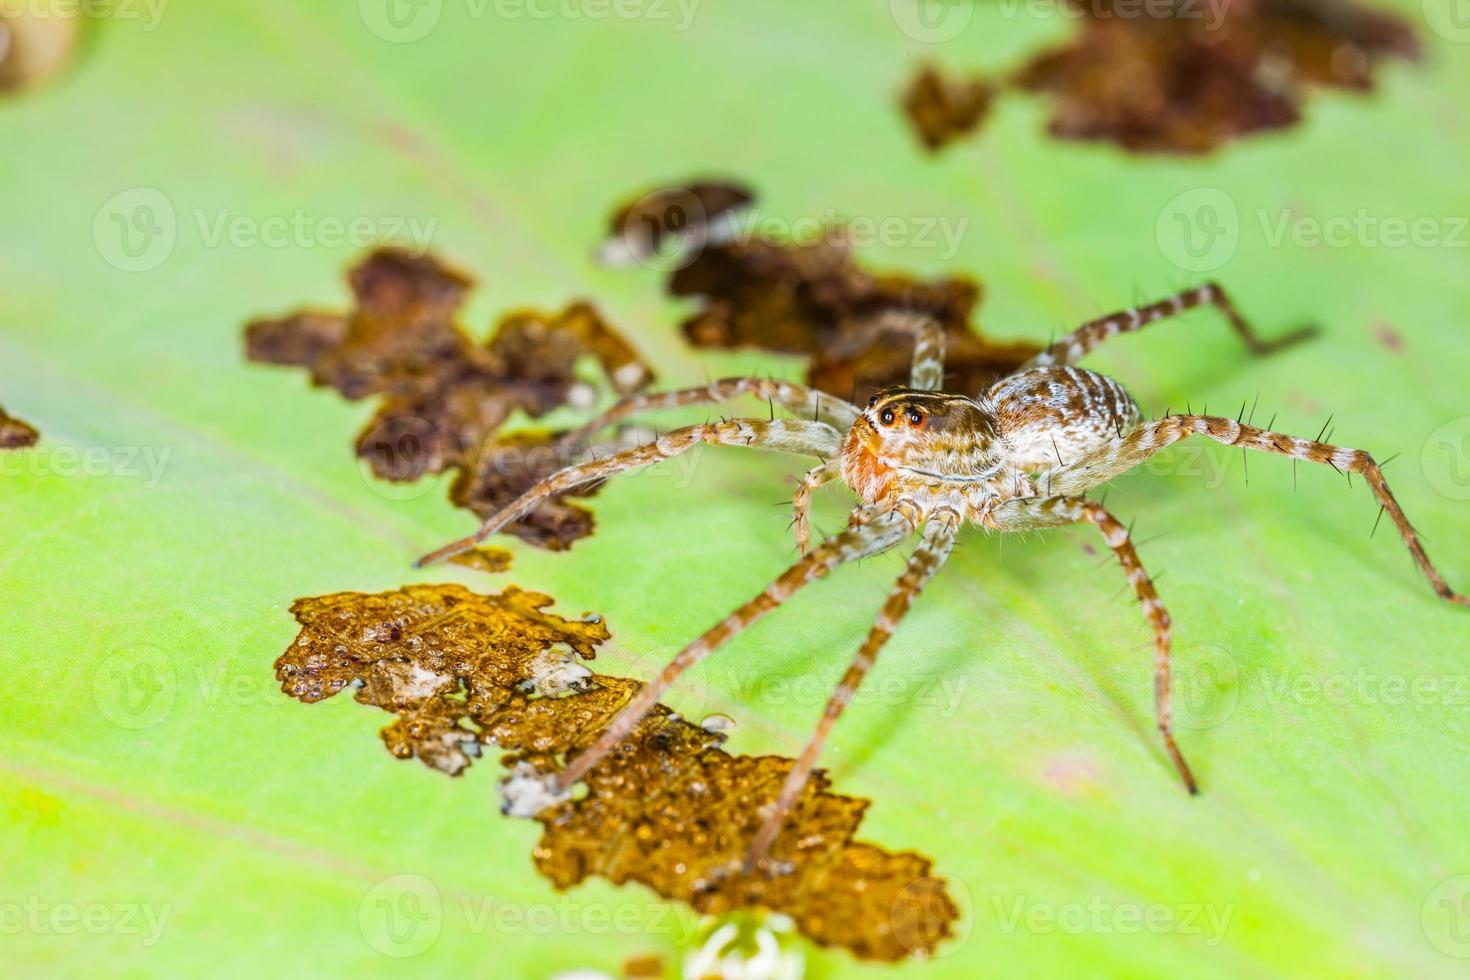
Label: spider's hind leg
xmin=1024 ymin=283 xmax=1314 ymax=369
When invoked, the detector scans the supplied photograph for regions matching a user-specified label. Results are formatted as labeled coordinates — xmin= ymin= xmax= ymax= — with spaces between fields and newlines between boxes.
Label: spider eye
xmin=879 ymin=409 xmax=895 ymax=426
xmin=906 ymin=410 xmax=924 ymax=426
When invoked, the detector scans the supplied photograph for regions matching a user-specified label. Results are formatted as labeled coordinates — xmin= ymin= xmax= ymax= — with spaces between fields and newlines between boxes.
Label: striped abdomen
xmin=987 ymin=366 xmax=1139 ymax=472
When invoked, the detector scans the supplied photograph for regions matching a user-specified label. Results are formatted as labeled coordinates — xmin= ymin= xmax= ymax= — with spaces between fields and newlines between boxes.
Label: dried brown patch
xmin=621 ymin=953 xmax=665 ymax=978
xmin=448 ymin=546 xmax=515 ymax=575
xmin=0 ymin=406 xmax=39 ymax=449
xmin=897 ymin=0 xmax=1419 ymax=155
xmin=601 ymin=185 xmax=1041 ymax=402
xmin=1017 ymin=0 xmax=1418 ymax=154
xmin=672 ymin=234 xmax=1037 ymax=401
xmin=245 ymin=249 xmax=653 ymax=549
xmin=0 ymin=1 xmax=80 ymax=93
xmin=275 ymin=584 xmax=959 ymax=961
xmin=900 ymin=64 xmax=995 ymax=153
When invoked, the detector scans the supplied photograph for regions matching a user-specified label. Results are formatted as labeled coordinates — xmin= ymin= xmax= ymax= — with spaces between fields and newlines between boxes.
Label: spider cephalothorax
xmin=841 ymin=387 xmax=1004 ymax=513
xmin=417 ymin=281 xmax=1466 ymax=872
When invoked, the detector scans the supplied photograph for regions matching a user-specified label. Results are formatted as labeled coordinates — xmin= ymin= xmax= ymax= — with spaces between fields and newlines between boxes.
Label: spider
xmin=416 ymin=282 xmax=1467 ymax=871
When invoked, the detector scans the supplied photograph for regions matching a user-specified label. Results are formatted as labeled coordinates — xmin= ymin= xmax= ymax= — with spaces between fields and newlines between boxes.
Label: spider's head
xmin=841 ymin=387 xmax=999 ymax=503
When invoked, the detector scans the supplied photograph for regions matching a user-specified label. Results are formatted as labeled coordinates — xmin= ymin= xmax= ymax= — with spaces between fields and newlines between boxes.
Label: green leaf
xmin=3 ymin=1 xmax=1469 ymax=976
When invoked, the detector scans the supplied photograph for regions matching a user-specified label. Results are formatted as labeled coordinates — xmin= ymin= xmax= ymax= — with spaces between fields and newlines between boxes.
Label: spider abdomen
xmin=988 ymin=366 xmax=1140 ymax=472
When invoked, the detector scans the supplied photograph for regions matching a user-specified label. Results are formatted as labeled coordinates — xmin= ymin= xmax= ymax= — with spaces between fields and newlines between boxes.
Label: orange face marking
xmin=841 ymin=419 xmax=896 ymax=505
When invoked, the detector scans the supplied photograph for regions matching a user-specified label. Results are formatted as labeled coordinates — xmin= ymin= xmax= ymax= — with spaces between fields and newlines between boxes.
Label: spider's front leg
xmin=746 ymin=511 xmax=960 ymax=871
xmin=416 ymin=418 xmax=843 ymax=566
xmin=786 ymin=311 xmax=945 ymax=555
xmin=791 ymin=459 xmax=842 ymax=556
xmin=1023 ymin=282 xmax=1313 ymax=369
xmin=990 ymin=496 xmax=1197 ymax=794
xmin=550 ymin=508 xmax=914 ymax=791
xmin=887 ymin=311 xmax=946 ymax=391
xmin=557 ymin=377 xmax=859 ymax=450
xmin=1045 ymin=414 xmax=1469 ymax=606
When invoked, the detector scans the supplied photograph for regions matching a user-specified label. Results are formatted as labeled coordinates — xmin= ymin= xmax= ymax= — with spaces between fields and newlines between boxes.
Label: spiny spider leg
xmin=746 ymin=513 xmax=960 ymax=871
xmin=552 ymin=509 xmax=914 ymax=792
xmin=791 ymin=459 xmax=843 ymax=556
xmin=894 ymin=312 xmax=946 ymax=391
xmin=415 ymin=418 xmax=844 ymax=567
xmin=557 ymin=377 xmax=860 ymax=450
xmin=785 ymin=313 xmax=944 ymax=555
xmin=1024 ymin=282 xmax=1314 ymax=370
xmin=990 ymin=495 xmax=1197 ymax=793
xmin=1044 ymin=414 xmax=1468 ymax=606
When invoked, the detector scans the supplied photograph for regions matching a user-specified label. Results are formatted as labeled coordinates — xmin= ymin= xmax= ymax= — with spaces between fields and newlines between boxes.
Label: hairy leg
xmin=554 ymin=509 xmax=915 ymax=791
xmin=416 ymin=418 xmax=845 ymax=566
xmin=1024 ymin=282 xmax=1313 ymax=369
xmin=558 ymin=377 xmax=860 ymax=448
xmin=746 ymin=514 xmax=960 ymax=870
xmin=791 ymin=459 xmax=843 ymax=555
xmin=894 ymin=312 xmax=946 ymax=391
xmin=1045 ymin=414 xmax=1468 ymax=605
xmin=990 ymin=496 xmax=1197 ymax=793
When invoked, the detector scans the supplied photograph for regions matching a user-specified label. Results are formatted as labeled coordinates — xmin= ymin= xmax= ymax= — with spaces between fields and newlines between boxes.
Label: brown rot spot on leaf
xmin=447 ymin=428 xmax=599 ymax=552
xmin=900 ymin=64 xmax=995 ymax=153
xmin=1016 ymin=0 xmax=1419 ymax=154
xmin=620 ymin=953 xmax=665 ymax=978
xmin=244 ymin=248 xmax=653 ymax=549
xmin=0 ymin=406 xmax=39 ymax=449
xmin=448 ymin=546 xmax=515 ymax=575
xmin=1374 ymin=323 xmax=1405 ymax=353
xmin=602 ymin=184 xmax=1041 ymax=403
xmin=896 ymin=0 xmax=1418 ymax=155
xmin=0 ymin=1 xmax=80 ymax=94
xmin=274 ymin=584 xmax=959 ymax=961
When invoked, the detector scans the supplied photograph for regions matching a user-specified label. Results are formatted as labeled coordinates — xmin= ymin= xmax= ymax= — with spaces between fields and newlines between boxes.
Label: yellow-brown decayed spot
xmin=274 ymin=584 xmax=959 ymax=961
